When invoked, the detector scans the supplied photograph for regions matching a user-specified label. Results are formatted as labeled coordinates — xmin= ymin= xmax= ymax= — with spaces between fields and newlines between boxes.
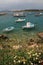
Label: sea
xmin=0 ymin=12 xmax=43 ymax=39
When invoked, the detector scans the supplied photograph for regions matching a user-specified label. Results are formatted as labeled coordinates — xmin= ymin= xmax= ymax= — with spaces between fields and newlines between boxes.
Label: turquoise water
xmin=0 ymin=12 xmax=43 ymax=39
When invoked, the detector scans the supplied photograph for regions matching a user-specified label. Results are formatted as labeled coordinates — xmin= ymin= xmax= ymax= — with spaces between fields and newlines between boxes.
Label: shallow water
xmin=0 ymin=12 xmax=43 ymax=39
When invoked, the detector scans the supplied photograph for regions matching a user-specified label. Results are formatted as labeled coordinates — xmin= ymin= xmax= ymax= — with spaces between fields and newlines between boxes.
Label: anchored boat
xmin=13 ymin=12 xmax=25 ymax=17
xmin=22 ymin=22 xmax=35 ymax=29
xmin=35 ymin=13 xmax=43 ymax=16
xmin=3 ymin=26 xmax=14 ymax=32
xmin=15 ymin=18 xmax=25 ymax=22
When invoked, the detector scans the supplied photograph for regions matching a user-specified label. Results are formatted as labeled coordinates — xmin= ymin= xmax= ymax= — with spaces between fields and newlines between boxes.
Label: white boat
xmin=22 ymin=22 xmax=35 ymax=29
xmin=15 ymin=18 xmax=25 ymax=22
xmin=3 ymin=26 xmax=14 ymax=32
xmin=0 ymin=12 xmax=7 ymax=16
xmin=35 ymin=12 xmax=43 ymax=16
xmin=13 ymin=12 xmax=25 ymax=17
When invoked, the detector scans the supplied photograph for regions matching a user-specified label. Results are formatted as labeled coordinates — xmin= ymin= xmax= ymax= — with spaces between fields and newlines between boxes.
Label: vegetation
xmin=0 ymin=34 xmax=43 ymax=65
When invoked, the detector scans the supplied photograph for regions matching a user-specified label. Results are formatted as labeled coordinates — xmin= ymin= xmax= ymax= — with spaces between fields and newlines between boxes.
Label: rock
xmin=28 ymin=44 xmax=38 ymax=48
xmin=0 ymin=34 xmax=8 ymax=40
xmin=38 ymin=32 xmax=43 ymax=39
xmin=2 ymin=45 xmax=11 ymax=48
xmin=30 ymin=38 xmax=34 ymax=42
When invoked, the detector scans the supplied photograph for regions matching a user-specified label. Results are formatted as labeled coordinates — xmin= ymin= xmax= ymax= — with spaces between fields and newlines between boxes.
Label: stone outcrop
xmin=0 ymin=34 xmax=8 ymax=40
xmin=37 ymin=32 xmax=43 ymax=39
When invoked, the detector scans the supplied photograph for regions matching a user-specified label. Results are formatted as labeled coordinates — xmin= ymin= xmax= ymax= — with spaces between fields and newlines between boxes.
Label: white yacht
xmin=15 ymin=18 xmax=25 ymax=22
xmin=22 ymin=22 xmax=35 ymax=29
xmin=3 ymin=26 xmax=14 ymax=32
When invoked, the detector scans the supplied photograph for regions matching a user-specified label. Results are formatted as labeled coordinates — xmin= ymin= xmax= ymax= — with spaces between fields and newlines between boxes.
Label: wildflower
xmin=39 ymin=53 xmax=41 ymax=55
xmin=30 ymin=55 xmax=31 ymax=58
xmin=37 ymin=55 xmax=39 ymax=57
xmin=30 ymin=51 xmax=32 ymax=53
xmin=31 ymin=62 xmax=33 ymax=65
xmin=32 ymin=54 xmax=35 ymax=56
xmin=23 ymin=61 xmax=26 ymax=64
xmin=18 ymin=60 xmax=21 ymax=63
xmin=14 ymin=56 xmax=17 ymax=59
xmin=27 ymin=52 xmax=31 ymax=55
xmin=14 ymin=60 xmax=16 ymax=63
xmin=39 ymin=61 xmax=41 ymax=63
xmin=35 ymin=53 xmax=37 ymax=55
xmin=36 ymin=57 xmax=38 ymax=60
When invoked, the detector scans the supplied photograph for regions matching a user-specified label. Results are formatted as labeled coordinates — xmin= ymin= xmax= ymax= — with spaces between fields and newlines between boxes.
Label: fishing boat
xmin=22 ymin=22 xmax=35 ymax=29
xmin=3 ymin=26 xmax=14 ymax=32
xmin=15 ymin=18 xmax=25 ymax=22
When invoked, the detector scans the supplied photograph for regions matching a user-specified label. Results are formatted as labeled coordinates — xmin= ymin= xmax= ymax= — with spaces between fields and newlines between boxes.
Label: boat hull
xmin=3 ymin=27 xmax=14 ymax=32
xmin=13 ymin=15 xmax=25 ymax=17
xmin=22 ymin=26 xmax=35 ymax=30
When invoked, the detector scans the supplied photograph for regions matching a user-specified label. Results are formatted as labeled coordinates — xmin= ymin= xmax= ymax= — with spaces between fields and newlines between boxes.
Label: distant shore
xmin=0 ymin=9 xmax=43 ymax=12
xmin=11 ymin=9 xmax=43 ymax=12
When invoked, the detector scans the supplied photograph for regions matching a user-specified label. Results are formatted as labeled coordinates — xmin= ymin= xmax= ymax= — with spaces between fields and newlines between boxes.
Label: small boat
xmin=35 ymin=13 xmax=43 ymax=16
xmin=0 ymin=12 xmax=7 ymax=16
xmin=39 ymin=12 xmax=43 ymax=15
xmin=13 ymin=12 xmax=25 ymax=17
xmin=15 ymin=18 xmax=25 ymax=22
xmin=3 ymin=26 xmax=14 ymax=32
xmin=22 ymin=22 xmax=35 ymax=29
